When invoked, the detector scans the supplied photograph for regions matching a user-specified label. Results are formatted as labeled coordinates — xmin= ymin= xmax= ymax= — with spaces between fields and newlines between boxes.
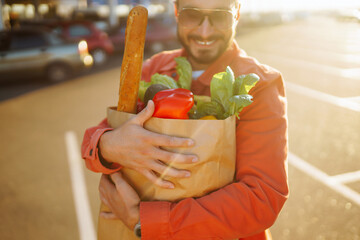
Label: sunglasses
xmin=178 ymin=7 xmax=237 ymax=30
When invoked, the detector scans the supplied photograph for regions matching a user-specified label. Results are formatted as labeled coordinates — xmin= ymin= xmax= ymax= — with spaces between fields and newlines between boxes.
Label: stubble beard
xmin=177 ymin=29 xmax=234 ymax=65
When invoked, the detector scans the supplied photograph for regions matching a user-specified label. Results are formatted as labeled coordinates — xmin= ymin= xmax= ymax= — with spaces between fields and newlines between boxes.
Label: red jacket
xmin=81 ymin=41 xmax=289 ymax=240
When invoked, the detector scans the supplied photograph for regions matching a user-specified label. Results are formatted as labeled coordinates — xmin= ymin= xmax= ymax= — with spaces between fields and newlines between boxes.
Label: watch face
xmin=135 ymin=227 xmax=141 ymax=237
xmin=134 ymin=223 xmax=141 ymax=238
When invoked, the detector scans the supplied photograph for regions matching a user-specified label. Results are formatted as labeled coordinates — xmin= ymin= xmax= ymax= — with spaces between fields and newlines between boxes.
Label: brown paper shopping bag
xmin=98 ymin=107 xmax=236 ymax=240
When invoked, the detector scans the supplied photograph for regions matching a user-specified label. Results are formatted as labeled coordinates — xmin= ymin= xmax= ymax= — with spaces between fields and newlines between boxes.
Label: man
xmin=81 ymin=0 xmax=289 ymax=239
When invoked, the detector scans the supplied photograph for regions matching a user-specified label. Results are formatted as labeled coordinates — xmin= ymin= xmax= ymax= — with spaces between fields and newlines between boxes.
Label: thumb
xmin=132 ymin=100 xmax=155 ymax=125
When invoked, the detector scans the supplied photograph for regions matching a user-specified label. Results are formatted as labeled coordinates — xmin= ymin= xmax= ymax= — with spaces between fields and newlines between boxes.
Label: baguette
xmin=117 ymin=6 xmax=148 ymax=113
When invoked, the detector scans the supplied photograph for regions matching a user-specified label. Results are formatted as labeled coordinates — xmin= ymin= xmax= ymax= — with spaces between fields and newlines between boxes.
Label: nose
xmin=196 ymin=16 xmax=215 ymax=39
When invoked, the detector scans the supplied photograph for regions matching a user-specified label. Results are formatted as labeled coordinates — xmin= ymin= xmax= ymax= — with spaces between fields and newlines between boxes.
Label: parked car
xmin=46 ymin=20 xmax=114 ymax=66
xmin=109 ymin=16 xmax=179 ymax=53
xmin=0 ymin=28 xmax=93 ymax=82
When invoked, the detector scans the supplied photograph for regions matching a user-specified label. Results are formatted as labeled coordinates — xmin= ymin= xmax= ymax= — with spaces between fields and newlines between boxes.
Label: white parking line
xmin=345 ymin=96 xmax=360 ymax=103
xmin=256 ymin=44 xmax=360 ymax=66
xmin=288 ymin=152 xmax=360 ymax=206
xmin=65 ymin=131 xmax=96 ymax=240
xmin=252 ymin=51 xmax=360 ymax=80
xmin=330 ymin=170 xmax=360 ymax=184
xmin=286 ymin=82 xmax=360 ymax=112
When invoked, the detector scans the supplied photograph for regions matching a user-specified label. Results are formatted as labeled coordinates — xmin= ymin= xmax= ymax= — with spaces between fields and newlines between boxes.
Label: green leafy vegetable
xmin=196 ymin=100 xmax=224 ymax=119
xmin=138 ymin=80 xmax=151 ymax=102
xmin=210 ymin=66 xmax=235 ymax=113
xmin=206 ymin=66 xmax=259 ymax=119
xmin=175 ymin=57 xmax=192 ymax=90
xmin=150 ymin=73 xmax=178 ymax=89
xmin=138 ymin=59 xmax=259 ymax=120
xmin=194 ymin=95 xmax=211 ymax=104
xmin=234 ymin=73 xmax=260 ymax=95
xmin=138 ymin=58 xmax=192 ymax=102
xmin=227 ymin=94 xmax=254 ymax=118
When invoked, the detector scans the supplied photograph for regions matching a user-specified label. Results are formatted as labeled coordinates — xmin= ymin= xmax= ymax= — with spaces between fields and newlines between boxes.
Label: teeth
xmin=196 ymin=40 xmax=215 ymax=46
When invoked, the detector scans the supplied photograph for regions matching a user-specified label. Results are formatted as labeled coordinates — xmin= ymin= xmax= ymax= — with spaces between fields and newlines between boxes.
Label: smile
xmin=195 ymin=40 xmax=215 ymax=46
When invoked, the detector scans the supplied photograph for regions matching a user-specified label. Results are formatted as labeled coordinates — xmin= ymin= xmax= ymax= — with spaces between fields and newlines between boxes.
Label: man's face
xmin=176 ymin=0 xmax=240 ymax=67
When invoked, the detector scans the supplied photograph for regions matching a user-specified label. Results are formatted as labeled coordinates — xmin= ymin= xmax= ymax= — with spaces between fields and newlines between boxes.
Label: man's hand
xmin=99 ymin=100 xmax=198 ymax=189
xmin=99 ymin=172 xmax=140 ymax=230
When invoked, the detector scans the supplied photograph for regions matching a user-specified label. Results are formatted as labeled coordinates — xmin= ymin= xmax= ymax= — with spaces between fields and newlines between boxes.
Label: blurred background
xmin=0 ymin=0 xmax=360 ymax=239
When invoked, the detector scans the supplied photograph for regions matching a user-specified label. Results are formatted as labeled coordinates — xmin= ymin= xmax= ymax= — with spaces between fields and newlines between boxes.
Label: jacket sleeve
xmin=139 ymin=73 xmax=289 ymax=240
xmin=80 ymin=55 xmax=156 ymax=174
xmin=81 ymin=118 xmax=122 ymax=174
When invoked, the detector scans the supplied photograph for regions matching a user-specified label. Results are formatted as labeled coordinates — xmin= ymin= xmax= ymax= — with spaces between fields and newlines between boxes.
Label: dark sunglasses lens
xmin=179 ymin=9 xmax=203 ymax=28
xmin=179 ymin=9 xmax=234 ymax=29
xmin=210 ymin=11 xmax=234 ymax=29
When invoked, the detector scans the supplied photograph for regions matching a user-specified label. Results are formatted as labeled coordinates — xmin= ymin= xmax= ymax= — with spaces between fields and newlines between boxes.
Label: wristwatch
xmin=134 ymin=221 xmax=141 ymax=238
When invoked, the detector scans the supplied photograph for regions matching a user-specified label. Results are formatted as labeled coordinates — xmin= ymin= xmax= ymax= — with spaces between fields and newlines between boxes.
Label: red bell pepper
xmin=152 ymin=88 xmax=194 ymax=119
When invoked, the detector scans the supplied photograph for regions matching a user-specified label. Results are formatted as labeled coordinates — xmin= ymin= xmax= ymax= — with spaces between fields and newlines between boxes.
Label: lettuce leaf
xmin=138 ymin=80 xmax=151 ymax=102
xmin=210 ymin=66 xmax=235 ymax=112
xmin=150 ymin=73 xmax=178 ymax=89
xmin=208 ymin=67 xmax=259 ymax=119
xmin=195 ymin=100 xmax=224 ymax=119
xmin=138 ymin=58 xmax=192 ymax=103
xmin=194 ymin=95 xmax=211 ymax=104
xmin=234 ymin=73 xmax=260 ymax=95
xmin=227 ymin=94 xmax=254 ymax=118
xmin=175 ymin=57 xmax=192 ymax=90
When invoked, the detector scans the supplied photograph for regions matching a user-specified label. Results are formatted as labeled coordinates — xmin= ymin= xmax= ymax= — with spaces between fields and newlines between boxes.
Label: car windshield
xmin=47 ymin=33 xmax=65 ymax=45
xmin=94 ymin=21 xmax=109 ymax=32
xmin=10 ymin=32 xmax=47 ymax=50
xmin=69 ymin=24 xmax=91 ymax=37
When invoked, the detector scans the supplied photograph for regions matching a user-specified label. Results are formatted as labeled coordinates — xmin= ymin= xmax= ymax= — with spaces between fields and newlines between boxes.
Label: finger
xmin=99 ymin=174 xmax=110 ymax=196
xmin=110 ymin=172 xmax=126 ymax=189
xmin=110 ymin=172 xmax=140 ymax=199
xmin=100 ymin=174 xmax=115 ymax=192
xmin=154 ymin=148 xmax=198 ymax=164
xmin=99 ymin=191 xmax=109 ymax=206
xmin=110 ymin=171 xmax=127 ymax=187
xmin=139 ymin=169 xmax=175 ymax=189
xmin=131 ymin=100 xmax=155 ymax=126
xmin=100 ymin=211 xmax=118 ymax=220
xmin=151 ymin=160 xmax=191 ymax=178
xmin=145 ymin=131 xmax=195 ymax=148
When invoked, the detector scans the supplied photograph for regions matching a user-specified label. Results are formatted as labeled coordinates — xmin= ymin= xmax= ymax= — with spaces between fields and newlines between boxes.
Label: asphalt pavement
xmin=236 ymin=16 xmax=360 ymax=240
xmin=0 ymin=15 xmax=359 ymax=240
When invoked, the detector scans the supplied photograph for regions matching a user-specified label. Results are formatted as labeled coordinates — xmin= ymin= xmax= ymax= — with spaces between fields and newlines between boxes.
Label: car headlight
xmin=83 ymin=55 xmax=94 ymax=67
xmin=78 ymin=40 xmax=88 ymax=55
